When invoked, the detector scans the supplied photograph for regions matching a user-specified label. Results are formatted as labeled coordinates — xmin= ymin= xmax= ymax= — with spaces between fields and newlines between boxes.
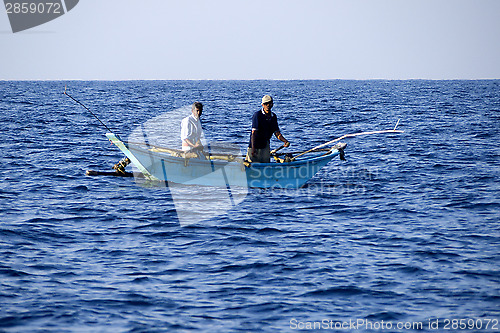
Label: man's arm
xmin=250 ymin=129 xmax=257 ymax=155
xmin=275 ymin=131 xmax=290 ymax=147
xmin=183 ymin=138 xmax=201 ymax=148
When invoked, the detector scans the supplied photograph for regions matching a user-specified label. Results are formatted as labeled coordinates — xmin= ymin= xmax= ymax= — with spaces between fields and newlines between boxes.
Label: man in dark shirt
xmin=246 ymin=95 xmax=290 ymax=163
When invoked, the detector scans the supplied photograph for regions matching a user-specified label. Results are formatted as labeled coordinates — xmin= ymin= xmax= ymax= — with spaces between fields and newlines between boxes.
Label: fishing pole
xmin=63 ymin=85 xmax=122 ymax=140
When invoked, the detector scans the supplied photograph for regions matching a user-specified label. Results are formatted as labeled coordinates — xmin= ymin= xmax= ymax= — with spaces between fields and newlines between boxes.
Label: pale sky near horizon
xmin=1 ymin=0 xmax=499 ymax=80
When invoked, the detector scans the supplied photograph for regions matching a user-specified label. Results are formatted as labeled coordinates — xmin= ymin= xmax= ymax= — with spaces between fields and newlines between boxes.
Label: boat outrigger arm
xmin=291 ymin=120 xmax=404 ymax=161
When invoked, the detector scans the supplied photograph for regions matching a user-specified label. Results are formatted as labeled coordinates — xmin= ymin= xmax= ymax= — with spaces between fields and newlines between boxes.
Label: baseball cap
xmin=262 ymin=95 xmax=273 ymax=104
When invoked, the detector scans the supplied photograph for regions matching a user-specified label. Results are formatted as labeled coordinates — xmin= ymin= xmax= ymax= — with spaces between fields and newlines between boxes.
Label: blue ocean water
xmin=0 ymin=80 xmax=499 ymax=332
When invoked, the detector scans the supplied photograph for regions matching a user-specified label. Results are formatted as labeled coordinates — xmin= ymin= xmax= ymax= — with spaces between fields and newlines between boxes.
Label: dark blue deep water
xmin=0 ymin=80 xmax=499 ymax=332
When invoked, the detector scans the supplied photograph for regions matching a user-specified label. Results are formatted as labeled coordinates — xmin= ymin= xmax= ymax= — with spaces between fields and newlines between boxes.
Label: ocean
xmin=0 ymin=80 xmax=499 ymax=332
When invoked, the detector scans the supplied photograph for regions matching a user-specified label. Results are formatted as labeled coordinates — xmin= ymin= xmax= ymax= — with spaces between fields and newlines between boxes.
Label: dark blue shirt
xmin=248 ymin=110 xmax=280 ymax=149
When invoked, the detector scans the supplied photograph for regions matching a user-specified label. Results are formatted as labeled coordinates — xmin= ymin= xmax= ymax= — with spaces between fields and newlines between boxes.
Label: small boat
xmin=105 ymin=133 xmax=346 ymax=189
xmin=64 ymin=88 xmax=402 ymax=192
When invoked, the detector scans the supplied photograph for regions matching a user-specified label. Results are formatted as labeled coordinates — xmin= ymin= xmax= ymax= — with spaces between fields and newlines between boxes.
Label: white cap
xmin=261 ymin=95 xmax=273 ymax=104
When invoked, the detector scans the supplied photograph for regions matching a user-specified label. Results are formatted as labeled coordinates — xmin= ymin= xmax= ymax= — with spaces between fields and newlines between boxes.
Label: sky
xmin=1 ymin=0 xmax=499 ymax=80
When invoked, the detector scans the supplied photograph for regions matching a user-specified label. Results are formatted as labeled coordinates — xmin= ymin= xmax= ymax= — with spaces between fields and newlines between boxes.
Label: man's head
xmin=261 ymin=95 xmax=273 ymax=113
xmin=192 ymin=102 xmax=203 ymax=119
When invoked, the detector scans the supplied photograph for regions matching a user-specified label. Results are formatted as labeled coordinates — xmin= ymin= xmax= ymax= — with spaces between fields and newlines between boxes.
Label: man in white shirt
xmin=181 ymin=102 xmax=204 ymax=152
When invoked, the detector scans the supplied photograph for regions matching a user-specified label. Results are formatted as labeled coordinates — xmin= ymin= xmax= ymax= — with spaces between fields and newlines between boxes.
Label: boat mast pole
xmin=64 ymin=86 xmax=121 ymax=140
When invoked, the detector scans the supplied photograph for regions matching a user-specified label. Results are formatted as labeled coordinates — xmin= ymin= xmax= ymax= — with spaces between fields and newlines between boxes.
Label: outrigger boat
xmin=63 ymin=87 xmax=403 ymax=190
xmin=105 ymin=133 xmax=347 ymax=189
xmin=104 ymin=118 xmax=402 ymax=189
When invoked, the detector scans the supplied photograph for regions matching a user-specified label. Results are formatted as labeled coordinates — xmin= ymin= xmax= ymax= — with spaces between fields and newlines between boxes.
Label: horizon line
xmin=1 ymin=78 xmax=500 ymax=82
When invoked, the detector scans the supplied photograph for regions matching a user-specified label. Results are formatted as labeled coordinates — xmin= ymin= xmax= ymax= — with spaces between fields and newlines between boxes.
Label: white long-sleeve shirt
xmin=180 ymin=114 xmax=202 ymax=150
